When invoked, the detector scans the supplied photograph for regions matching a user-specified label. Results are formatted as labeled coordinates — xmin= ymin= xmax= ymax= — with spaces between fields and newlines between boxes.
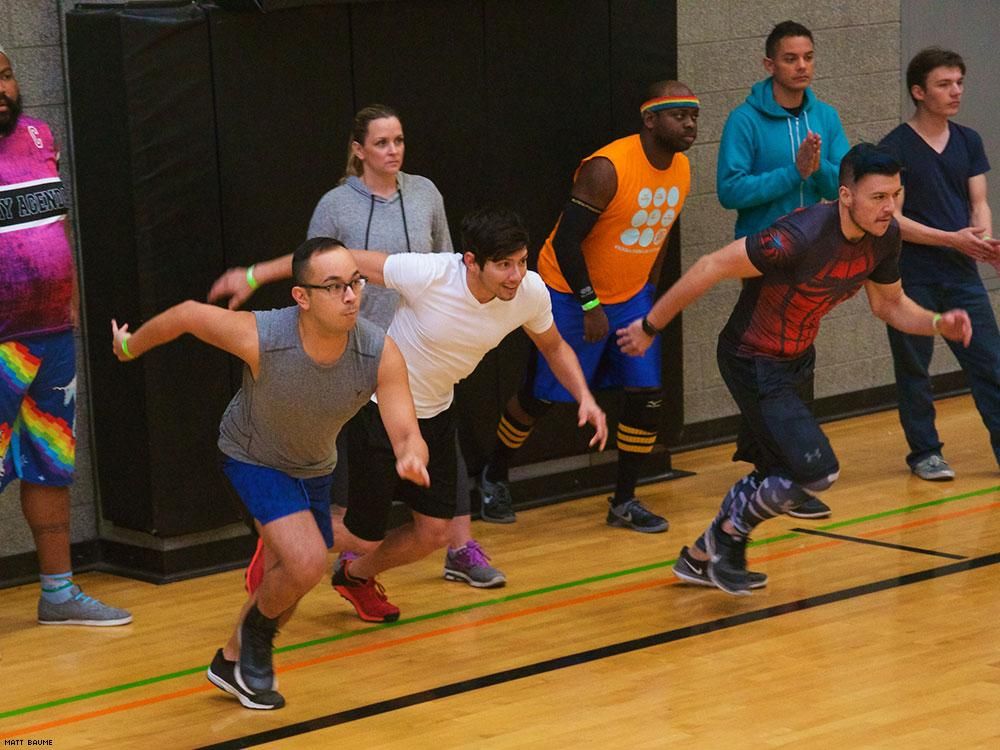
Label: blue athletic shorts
xmin=0 ymin=331 xmax=76 ymax=492
xmin=531 ymin=284 xmax=662 ymax=402
xmin=221 ymin=456 xmax=335 ymax=548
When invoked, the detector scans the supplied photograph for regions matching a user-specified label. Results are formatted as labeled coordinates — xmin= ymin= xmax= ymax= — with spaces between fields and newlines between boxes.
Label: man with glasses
xmin=209 ymin=207 xmax=607 ymax=623
xmin=112 ymin=237 xmax=429 ymax=710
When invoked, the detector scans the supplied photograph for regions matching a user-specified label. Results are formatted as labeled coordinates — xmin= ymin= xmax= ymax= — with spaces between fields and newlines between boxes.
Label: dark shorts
xmin=717 ymin=341 xmax=839 ymax=485
xmin=344 ymin=400 xmax=457 ymax=542
xmin=220 ymin=455 xmax=335 ymax=548
xmin=0 ymin=331 xmax=76 ymax=492
xmin=531 ymin=284 xmax=662 ymax=402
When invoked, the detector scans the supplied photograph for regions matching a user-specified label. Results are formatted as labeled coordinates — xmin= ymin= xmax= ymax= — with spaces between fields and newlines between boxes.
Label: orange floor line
xmin=4 ymin=500 xmax=997 ymax=738
xmin=860 ymin=501 xmax=1000 ymax=538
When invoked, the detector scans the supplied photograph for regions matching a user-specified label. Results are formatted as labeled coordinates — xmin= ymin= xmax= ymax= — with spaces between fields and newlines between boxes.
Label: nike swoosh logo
xmin=687 ymin=562 xmax=705 ymax=575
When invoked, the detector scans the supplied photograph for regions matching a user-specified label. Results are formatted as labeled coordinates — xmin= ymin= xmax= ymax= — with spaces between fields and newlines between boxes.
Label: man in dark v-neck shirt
xmin=880 ymin=47 xmax=1000 ymax=482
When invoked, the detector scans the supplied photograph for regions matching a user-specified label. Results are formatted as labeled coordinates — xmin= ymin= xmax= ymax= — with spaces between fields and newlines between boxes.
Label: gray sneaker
xmin=444 ymin=539 xmax=506 ymax=588
xmin=911 ymin=454 xmax=955 ymax=481
xmin=38 ymin=585 xmax=132 ymax=626
xmin=478 ymin=468 xmax=516 ymax=523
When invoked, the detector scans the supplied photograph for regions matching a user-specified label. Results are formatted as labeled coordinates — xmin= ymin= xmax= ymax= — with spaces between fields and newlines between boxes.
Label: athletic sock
xmin=486 ymin=411 xmax=534 ymax=483
xmin=612 ymin=449 xmax=644 ymax=506
xmin=40 ymin=571 xmax=75 ymax=604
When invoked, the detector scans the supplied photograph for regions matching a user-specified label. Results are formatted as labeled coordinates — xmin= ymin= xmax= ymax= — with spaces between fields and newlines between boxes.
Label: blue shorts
xmin=221 ymin=456 xmax=335 ymax=548
xmin=0 ymin=331 xmax=76 ymax=492
xmin=531 ymin=285 xmax=662 ymax=402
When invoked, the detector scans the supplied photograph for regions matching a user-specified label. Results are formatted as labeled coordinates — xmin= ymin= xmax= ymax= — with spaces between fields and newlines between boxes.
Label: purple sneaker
xmin=443 ymin=540 xmax=506 ymax=588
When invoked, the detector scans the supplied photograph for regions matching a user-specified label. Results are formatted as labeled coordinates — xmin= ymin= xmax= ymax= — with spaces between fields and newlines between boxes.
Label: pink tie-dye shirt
xmin=0 ymin=115 xmax=73 ymax=341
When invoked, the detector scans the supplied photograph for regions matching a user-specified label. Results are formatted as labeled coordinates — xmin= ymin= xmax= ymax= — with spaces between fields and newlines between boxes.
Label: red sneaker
xmin=245 ymin=538 xmax=265 ymax=595
xmin=331 ymin=556 xmax=400 ymax=623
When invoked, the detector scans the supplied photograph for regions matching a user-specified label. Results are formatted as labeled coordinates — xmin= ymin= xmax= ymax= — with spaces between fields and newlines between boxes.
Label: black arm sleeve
xmin=551 ymin=197 xmax=603 ymax=305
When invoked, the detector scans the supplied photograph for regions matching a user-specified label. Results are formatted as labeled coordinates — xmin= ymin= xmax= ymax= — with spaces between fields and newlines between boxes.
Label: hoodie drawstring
xmin=362 ymin=184 xmax=412 ymax=252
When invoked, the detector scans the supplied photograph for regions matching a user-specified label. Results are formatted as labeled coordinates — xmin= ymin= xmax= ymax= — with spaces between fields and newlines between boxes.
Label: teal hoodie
xmin=716 ymin=77 xmax=849 ymax=238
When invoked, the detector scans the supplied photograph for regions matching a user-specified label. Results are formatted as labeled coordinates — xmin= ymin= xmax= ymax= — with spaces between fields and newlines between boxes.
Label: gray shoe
xmin=478 ymin=468 xmax=516 ymax=523
xmin=606 ymin=498 xmax=669 ymax=533
xmin=911 ymin=454 xmax=955 ymax=481
xmin=444 ymin=539 xmax=506 ymax=588
xmin=38 ymin=585 xmax=132 ymax=626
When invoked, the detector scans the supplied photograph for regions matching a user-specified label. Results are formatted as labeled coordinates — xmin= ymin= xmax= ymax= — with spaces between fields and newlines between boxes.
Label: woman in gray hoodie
xmin=307 ymin=104 xmax=453 ymax=330
xmin=305 ymin=106 xmax=506 ymax=601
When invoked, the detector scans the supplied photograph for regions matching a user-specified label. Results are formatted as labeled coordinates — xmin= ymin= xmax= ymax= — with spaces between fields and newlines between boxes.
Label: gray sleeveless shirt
xmin=218 ymin=306 xmax=384 ymax=478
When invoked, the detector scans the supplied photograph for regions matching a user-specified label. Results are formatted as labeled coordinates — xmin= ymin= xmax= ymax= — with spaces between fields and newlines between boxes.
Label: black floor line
xmin=196 ymin=551 xmax=1000 ymax=749
xmin=791 ymin=526 xmax=968 ymax=560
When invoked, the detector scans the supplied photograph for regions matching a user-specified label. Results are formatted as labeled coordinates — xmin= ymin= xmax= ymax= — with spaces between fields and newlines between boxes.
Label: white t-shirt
xmin=381 ymin=253 xmax=553 ymax=418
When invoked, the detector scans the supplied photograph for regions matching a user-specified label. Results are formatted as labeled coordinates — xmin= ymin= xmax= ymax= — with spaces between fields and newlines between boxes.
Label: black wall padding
xmin=215 ymin=0 xmax=362 ymax=11
xmin=208 ymin=4 xmax=353 ymax=316
xmin=68 ymin=0 xmax=681 ymax=540
xmin=67 ymin=5 xmax=238 ymax=536
xmin=348 ymin=0 xmax=485 ymax=245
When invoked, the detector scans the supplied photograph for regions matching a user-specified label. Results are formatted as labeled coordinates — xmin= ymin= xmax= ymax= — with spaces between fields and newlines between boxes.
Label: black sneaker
xmin=236 ymin=604 xmax=280 ymax=696
xmin=207 ymin=648 xmax=285 ymax=710
xmin=704 ymin=522 xmax=751 ymax=596
xmin=606 ymin=498 xmax=669 ymax=533
xmin=786 ymin=495 xmax=831 ymax=519
xmin=479 ymin=468 xmax=516 ymax=523
xmin=673 ymin=545 xmax=768 ymax=589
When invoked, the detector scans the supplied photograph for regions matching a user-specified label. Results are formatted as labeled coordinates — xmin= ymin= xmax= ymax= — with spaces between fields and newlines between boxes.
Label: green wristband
xmin=121 ymin=337 xmax=135 ymax=360
xmin=246 ymin=265 xmax=260 ymax=291
xmin=581 ymin=298 xmax=601 ymax=311
xmin=931 ymin=313 xmax=943 ymax=334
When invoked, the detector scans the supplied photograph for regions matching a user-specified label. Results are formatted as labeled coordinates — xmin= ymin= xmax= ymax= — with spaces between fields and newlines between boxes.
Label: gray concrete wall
xmin=678 ymin=0 xmax=907 ymax=424
xmin=0 ymin=1 xmax=99 ymax=558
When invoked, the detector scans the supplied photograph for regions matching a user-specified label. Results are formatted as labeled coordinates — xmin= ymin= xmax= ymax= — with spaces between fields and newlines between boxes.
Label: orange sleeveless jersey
xmin=537 ymin=134 xmax=691 ymax=304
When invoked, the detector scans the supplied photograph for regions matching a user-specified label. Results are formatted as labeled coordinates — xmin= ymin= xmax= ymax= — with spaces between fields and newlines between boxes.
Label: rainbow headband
xmin=641 ymin=95 xmax=700 ymax=114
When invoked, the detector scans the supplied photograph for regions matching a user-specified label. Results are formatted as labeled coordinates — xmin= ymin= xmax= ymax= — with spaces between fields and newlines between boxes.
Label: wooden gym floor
xmin=1 ymin=394 xmax=998 ymax=748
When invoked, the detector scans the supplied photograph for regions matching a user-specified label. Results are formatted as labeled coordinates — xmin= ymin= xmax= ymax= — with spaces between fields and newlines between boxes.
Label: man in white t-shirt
xmin=210 ymin=208 xmax=607 ymax=622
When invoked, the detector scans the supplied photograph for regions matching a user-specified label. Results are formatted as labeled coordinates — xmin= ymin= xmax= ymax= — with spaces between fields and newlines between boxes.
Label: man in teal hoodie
xmin=715 ymin=20 xmax=849 ymax=519
xmin=717 ymin=21 xmax=850 ymax=241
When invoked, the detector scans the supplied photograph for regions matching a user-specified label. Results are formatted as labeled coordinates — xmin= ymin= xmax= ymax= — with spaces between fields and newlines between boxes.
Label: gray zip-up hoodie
xmin=307 ymin=171 xmax=453 ymax=330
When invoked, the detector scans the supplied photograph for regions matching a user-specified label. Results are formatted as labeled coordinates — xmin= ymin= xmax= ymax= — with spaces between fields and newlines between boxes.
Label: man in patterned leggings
xmin=618 ymin=144 xmax=972 ymax=595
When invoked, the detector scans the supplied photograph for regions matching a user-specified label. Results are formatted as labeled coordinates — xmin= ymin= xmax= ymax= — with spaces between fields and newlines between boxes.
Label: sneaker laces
xmin=369 ymin=578 xmax=390 ymax=601
xmin=71 ymin=590 xmax=99 ymax=606
xmin=245 ymin=616 xmax=278 ymax=659
xmin=621 ymin=498 xmax=654 ymax=520
xmin=454 ymin=540 xmax=491 ymax=568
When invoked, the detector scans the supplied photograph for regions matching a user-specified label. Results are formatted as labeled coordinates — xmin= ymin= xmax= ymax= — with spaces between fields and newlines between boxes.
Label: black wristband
xmin=641 ymin=317 xmax=661 ymax=337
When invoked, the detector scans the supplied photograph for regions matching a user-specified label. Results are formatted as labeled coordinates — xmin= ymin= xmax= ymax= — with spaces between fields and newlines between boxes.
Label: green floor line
xmin=3 ymin=483 xmax=997 ymax=722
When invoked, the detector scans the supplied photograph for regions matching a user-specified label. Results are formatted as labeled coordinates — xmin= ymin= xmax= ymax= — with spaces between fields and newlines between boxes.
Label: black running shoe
xmin=674 ymin=545 xmax=768 ymax=589
xmin=478 ymin=468 xmax=516 ymax=523
xmin=606 ymin=498 xmax=669 ymax=533
xmin=786 ymin=495 xmax=831 ymax=519
xmin=207 ymin=648 xmax=284 ymax=710
xmin=704 ymin=522 xmax=751 ymax=596
xmin=236 ymin=604 xmax=279 ymax=695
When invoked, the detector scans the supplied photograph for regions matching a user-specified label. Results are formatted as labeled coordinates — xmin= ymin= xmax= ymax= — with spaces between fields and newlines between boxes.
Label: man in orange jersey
xmin=477 ymin=80 xmax=697 ymax=532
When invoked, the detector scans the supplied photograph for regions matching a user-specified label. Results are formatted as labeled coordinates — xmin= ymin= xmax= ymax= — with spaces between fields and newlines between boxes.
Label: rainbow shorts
xmin=0 ymin=331 xmax=76 ymax=491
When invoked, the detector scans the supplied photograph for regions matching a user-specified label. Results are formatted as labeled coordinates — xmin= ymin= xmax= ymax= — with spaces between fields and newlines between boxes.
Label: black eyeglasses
xmin=298 ymin=276 xmax=367 ymax=299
